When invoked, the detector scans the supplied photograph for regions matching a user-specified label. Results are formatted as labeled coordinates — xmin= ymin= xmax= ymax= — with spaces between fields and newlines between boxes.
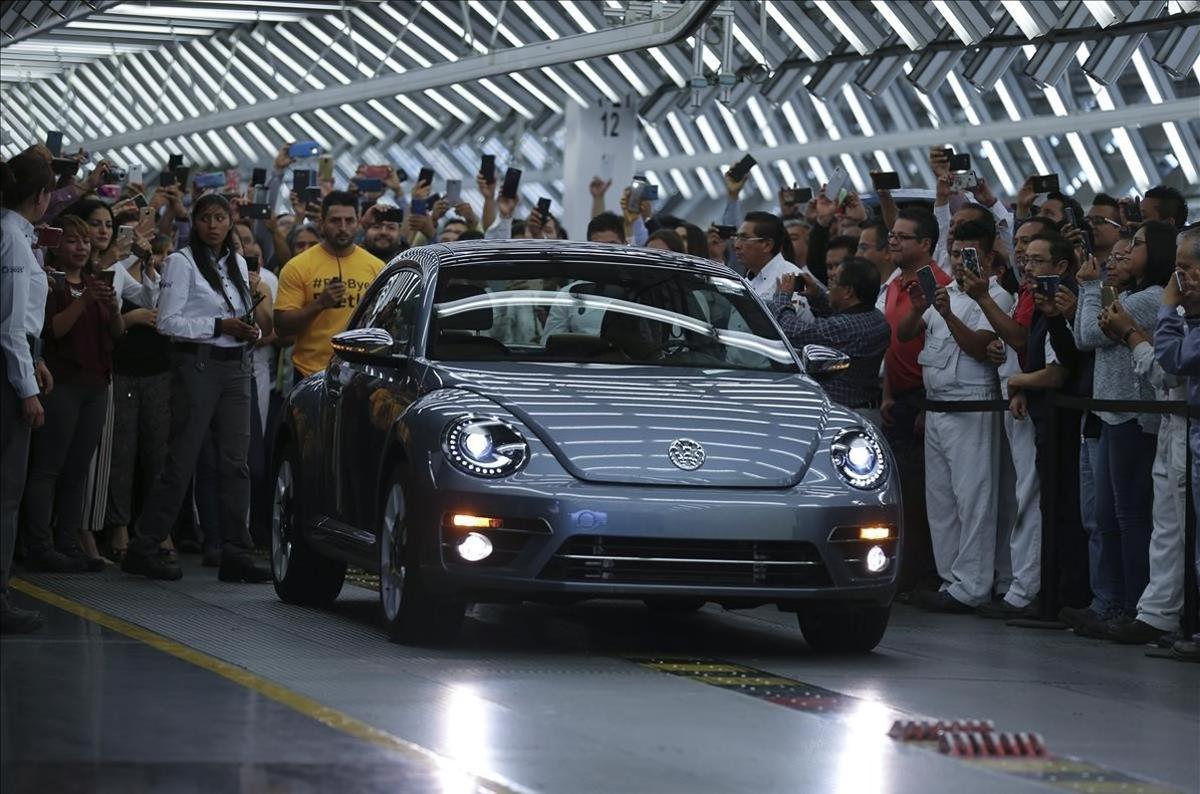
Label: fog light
xmin=456 ymin=532 xmax=493 ymax=562
xmin=859 ymin=526 xmax=891 ymax=541
xmin=451 ymin=514 xmax=502 ymax=529
xmin=866 ymin=545 xmax=888 ymax=573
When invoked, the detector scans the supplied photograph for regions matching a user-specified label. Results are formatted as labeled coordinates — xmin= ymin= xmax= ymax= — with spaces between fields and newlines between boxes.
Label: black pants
xmin=1 ymin=383 xmax=31 ymax=597
xmin=883 ymin=388 xmax=937 ymax=591
xmin=133 ymin=349 xmax=254 ymax=559
xmin=106 ymin=371 xmax=171 ymax=529
xmin=1035 ymin=409 xmax=1092 ymax=610
xmin=23 ymin=381 xmax=109 ymax=554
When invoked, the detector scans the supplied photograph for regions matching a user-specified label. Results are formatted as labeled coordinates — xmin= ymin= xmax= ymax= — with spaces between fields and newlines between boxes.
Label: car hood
xmin=429 ymin=363 xmax=831 ymax=488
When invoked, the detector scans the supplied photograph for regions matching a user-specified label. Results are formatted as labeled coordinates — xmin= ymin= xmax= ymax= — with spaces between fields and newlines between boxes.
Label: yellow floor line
xmin=10 ymin=578 xmax=529 ymax=794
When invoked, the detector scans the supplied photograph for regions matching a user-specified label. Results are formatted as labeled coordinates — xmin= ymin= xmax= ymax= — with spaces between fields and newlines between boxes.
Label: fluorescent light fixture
xmin=1081 ymin=0 xmax=1159 ymax=85
xmin=109 ymin=3 xmax=312 ymax=22
xmin=66 ymin=21 xmax=213 ymax=35
xmin=809 ymin=96 xmax=843 ymax=142
xmin=668 ymin=168 xmax=693 ymax=201
xmin=930 ymin=1 xmax=995 ymax=45
xmin=1083 ymin=0 xmax=1135 ymax=27
xmin=905 ymin=48 xmax=966 ymax=95
xmin=807 ymin=60 xmax=858 ymax=101
xmin=1153 ymin=24 xmax=1200 ymax=79
xmin=694 ymin=167 xmax=720 ymax=200
xmin=854 ymin=54 xmax=907 ymax=97
xmin=763 ymin=68 xmax=806 ymax=107
xmin=1131 ymin=50 xmax=1199 ymax=182
xmin=691 ymin=113 xmax=721 ymax=154
xmin=644 ymin=123 xmax=673 ymax=157
xmin=780 ymin=100 xmax=810 ymax=144
xmin=647 ymin=48 xmax=687 ymax=88
xmin=871 ymin=1 xmax=938 ymax=50
xmin=746 ymin=97 xmax=779 ymax=147
xmin=764 ymin=1 xmax=834 ymax=62
xmin=963 ymin=44 xmax=1021 ymax=92
xmin=1000 ymin=1 xmax=1063 ymax=39
xmin=813 ymin=1 xmax=885 ymax=55
xmin=1022 ymin=1 xmax=1093 ymax=86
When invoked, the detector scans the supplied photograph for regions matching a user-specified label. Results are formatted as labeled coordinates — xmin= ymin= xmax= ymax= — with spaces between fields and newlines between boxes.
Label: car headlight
xmin=443 ymin=416 xmax=529 ymax=478
xmin=830 ymin=428 xmax=887 ymax=490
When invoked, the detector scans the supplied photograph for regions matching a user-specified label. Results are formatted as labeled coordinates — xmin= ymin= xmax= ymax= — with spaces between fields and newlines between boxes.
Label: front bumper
xmin=410 ymin=472 xmax=902 ymax=607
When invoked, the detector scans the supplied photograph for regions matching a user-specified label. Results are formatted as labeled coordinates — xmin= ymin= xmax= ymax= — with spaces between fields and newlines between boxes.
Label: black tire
xmin=797 ymin=603 xmax=890 ymax=653
xmin=378 ymin=466 xmax=465 ymax=645
xmin=643 ymin=598 xmax=706 ymax=614
xmin=271 ymin=443 xmax=346 ymax=607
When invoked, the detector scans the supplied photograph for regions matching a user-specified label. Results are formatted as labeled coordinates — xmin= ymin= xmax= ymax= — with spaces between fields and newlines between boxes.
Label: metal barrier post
xmin=1184 ymin=417 xmax=1197 ymax=637
xmin=1038 ymin=391 xmax=1060 ymax=622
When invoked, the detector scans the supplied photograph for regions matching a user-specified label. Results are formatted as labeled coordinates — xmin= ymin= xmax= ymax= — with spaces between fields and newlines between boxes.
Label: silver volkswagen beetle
xmin=271 ymin=240 xmax=902 ymax=651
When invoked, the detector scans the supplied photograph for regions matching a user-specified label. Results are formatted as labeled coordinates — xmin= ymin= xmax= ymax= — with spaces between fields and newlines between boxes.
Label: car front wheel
xmin=379 ymin=468 xmax=465 ymax=645
xmin=797 ymin=603 xmax=890 ymax=653
xmin=271 ymin=444 xmax=346 ymax=607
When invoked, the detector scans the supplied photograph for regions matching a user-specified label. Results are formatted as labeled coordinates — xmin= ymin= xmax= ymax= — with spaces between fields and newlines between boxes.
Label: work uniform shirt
xmin=882 ymin=262 xmax=952 ymax=395
xmin=744 ymin=252 xmax=801 ymax=299
xmin=0 ymin=208 xmax=48 ymax=398
xmin=919 ymin=279 xmax=1011 ymax=397
xmin=157 ymin=246 xmax=252 ymax=348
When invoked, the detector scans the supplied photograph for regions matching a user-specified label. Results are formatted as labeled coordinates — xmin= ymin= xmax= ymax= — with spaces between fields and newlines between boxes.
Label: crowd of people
xmin=0 ymin=138 xmax=1196 ymax=662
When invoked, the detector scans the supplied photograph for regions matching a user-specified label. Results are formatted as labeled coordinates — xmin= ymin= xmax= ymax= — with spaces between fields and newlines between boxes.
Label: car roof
xmin=407 ymin=238 xmax=744 ymax=281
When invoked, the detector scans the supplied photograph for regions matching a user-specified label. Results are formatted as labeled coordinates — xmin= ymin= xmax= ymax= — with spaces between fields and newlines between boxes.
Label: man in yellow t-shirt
xmin=275 ymin=191 xmax=386 ymax=377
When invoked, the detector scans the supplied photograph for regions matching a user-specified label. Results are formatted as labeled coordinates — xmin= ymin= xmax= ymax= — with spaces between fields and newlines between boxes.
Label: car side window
xmin=366 ymin=270 xmax=423 ymax=350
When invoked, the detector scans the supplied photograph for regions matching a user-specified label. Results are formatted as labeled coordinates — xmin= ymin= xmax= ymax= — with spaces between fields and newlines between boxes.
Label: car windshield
xmin=428 ymin=261 xmax=797 ymax=372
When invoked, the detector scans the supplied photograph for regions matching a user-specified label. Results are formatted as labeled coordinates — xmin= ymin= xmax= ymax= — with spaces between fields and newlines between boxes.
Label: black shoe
xmin=217 ymin=555 xmax=271 ymax=583
xmin=25 ymin=549 xmax=89 ymax=573
xmin=202 ymin=549 xmax=222 ymax=568
xmin=56 ymin=544 xmax=106 ymax=573
xmin=0 ymin=604 xmax=43 ymax=633
xmin=1154 ymin=631 xmax=1186 ymax=649
xmin=976 ymin=598 xmax=1035 ymax=620
xmin=121 ymin=548 xmax=183 ymax=581
xmin=914 ymin=590 xmax=975 ymax=614
xmin=1108 ymin=619 xmax=1168 ymax=645
xmin=1077 ymin=615 xmax=1131 ymax=640
xmin=1058 ymin=606 xmax=1102 ymax=632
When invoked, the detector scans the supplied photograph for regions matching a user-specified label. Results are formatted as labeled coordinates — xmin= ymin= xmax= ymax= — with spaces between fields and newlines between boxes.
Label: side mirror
xmin=802 ymin=344 xmax=850 ymax=378
xmin=331 ymin=327 xmax=400 ymax=364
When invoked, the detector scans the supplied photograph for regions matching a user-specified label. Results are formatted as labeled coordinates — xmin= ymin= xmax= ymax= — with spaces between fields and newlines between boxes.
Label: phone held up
xmin=916 ymin=265 xmax=938 ymax=306
xmin=727 ymin=154 xmax=757 ymax=183
xmin=1036 ymin=275 xmax=1060 ymax=299
xmin=870 ymin=172 xmax=900 ymax=192
xmin=36 ymin=226 xmax=63 ymax=249
xmin=962 ymin=247 xmax=981 ymax=277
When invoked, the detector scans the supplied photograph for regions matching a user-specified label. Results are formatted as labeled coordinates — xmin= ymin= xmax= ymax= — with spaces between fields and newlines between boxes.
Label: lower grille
xmin=540 ymin=535 xmax=831 ymax=587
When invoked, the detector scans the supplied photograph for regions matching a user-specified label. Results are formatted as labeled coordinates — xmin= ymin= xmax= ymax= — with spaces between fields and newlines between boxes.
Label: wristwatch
xmin=1121 ymin=328 xmax=1136 ymax=344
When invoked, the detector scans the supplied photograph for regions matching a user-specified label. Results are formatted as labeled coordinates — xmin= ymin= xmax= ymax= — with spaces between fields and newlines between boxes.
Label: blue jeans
xmin=1079 ymin=436 xmax=1115 ymax=615
xmin=1095 ymin=421 xmax=1157 ymax=617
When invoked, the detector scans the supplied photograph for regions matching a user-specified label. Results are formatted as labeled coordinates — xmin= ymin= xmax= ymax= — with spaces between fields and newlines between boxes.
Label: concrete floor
xmin=2 ymin=562 xmax=1195 ymax=794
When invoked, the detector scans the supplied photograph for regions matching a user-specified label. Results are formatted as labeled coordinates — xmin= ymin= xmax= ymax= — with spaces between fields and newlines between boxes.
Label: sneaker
xmin=1108 ymin=619 xmax=1168 ymax=645
xmin=217 ymin=554 xmax=271 ymax=584
xmin=0 ymin=603 xmax=43 ymax=634
xmin=913 ymin=590 xmax=975 ymax=614
xmin=25 ymin=549 xmax=89 ymax=573
xmin=976 ymin=598 xmax=1035 ymax=620
xmin=1170 ymin=639 xmax=1200 ymax=662
xmin=121 ymin=548 xmax=183 ymax=581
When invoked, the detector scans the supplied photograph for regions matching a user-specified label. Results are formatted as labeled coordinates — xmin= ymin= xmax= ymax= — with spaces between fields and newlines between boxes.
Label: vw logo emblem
xmin=668 ymin=438 xmax=706 ymax=471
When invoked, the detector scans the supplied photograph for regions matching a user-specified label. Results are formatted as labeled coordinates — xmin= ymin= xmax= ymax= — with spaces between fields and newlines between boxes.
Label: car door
xmin=331 ymin=267 xmax=425 ymax=532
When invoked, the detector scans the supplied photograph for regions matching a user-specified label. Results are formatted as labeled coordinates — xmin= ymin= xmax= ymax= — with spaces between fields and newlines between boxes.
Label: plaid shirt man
xmin=769 ymin=289 xmax=892 ymax=409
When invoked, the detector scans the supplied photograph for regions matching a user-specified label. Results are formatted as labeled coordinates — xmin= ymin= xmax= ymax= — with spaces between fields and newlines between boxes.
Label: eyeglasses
xmin=1108 ymin=252 xmax=1131 ymax=262
xmin=1085 ymin=215 xmax=1122 ymax=230
xmin=887 ymin=232 xmax=921 ymax=241
xmin=733 ymin=234 xmax=767 ymax=242
xmin=1024 ymin=256 xmax=1054 ymax=266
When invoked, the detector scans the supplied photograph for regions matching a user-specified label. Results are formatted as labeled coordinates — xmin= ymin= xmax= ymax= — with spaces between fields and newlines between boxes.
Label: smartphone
xmin=318 ymin=155 xmax=334 ymax=182
xmin=917 ymin=265 xmax=938 ymax=306
xmin=293 ymin=170 xmax=311 ymax=192
xmin=480 ymin=154 xmax=496 ymax=183
xmin=167 ymin=153 xmax=184 ymax=172
xmin=1175 ymin=271 xmax=1187 ymax=294
xmin=96 ymin=269 xmax=116 ymax=288
xmin=826 ymin=165 xmax=849 ymax=205
xmin=379 ymin=207 xmax=405 ymax=223
xmin=1064 ymin=206 xmax=1078 ymax=228
xmin=1031 ymin=174 xmax=1060 ymax=194
xmin=713 ymin=224 xmax=736 ymax=240
xmin=117 ymin=225 xmax=135 ymax=245
xmin=303 ymin=185 xmax=322 ymax=204
xmin=643 ymin=184 xmax=659 ymax=202
xmin=950 ymin=171 xmax=978 ymax=192
xmin=361 ymin=164 xmax=390 ymax=180
xmin=948 ymin=153 xmax=971 ymax=172
xmin=444 ymin=179 xmax=462 ymax=206
xmin=128 ymin=163 xmax=144 ymax=185
xmin=536 ymin=197 xmax=552 ymax=219
xmin=158 ymin=171 xmax=177 ymax=188
xmin=871 ymin=171 xmax=901 ymax=191
xmin=243 ymin=204 xmax=270 ymax=219
xmin=1081 ymin=226 xmax=1094 ymax=257
xmin=194 ymin=171 xmax=225 ymax=190
xmin=785 ymin=185 xmax=814 ymax=204
xmin=599 ymin=152 xmax=614 ymax=182
xmin=240 ymin=291 xmax=266 ymax=325
xmin=36 ymin=226 xmax=63 ymax=249
xmin=1101 ymin=285 xmax=1117 ymax=308
xmin=727 ymin=154 xmax=757 ymax=182
xmin=245 ymin=255 xmax=261 ymax=272
xmin=288 ymin=140 xmax=322 ymax=159
xmin=172 ymin=166 xmax=190 ymax=188
xmin=132 ymin=192 xmax=148 ymax=209
xmin=962 ymin=247 xmax=981 ymax=276
xmin=627 ymin=179 xmax=646 ymax=208
xmin=51 ymin=158 xmax=79 ymax=177
xmin=417 ymin=167 xmax=435 ymax=188
xmin=46 ymin=130 xmax=64 ymax=158
xmin=353 ymin=177 xmax=384 ymax=192
xmin=500 ymin=167 xmax=522 ymax=199
xmin=251 ymin=167 xmax=267 ymax=187
xmin=1036 ymin=274 xmax=1061 ymax=298
xmin=411 ymin=197 xmax=428 ymax=216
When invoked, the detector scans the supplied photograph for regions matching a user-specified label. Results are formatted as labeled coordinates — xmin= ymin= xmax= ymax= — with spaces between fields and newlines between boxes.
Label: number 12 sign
xmin=562 ymin=103 xmax=635 ymax=245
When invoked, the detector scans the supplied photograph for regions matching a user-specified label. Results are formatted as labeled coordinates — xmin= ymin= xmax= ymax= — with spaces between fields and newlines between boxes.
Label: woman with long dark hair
xmin=1 ymin=152 xmax=56 ymax=632
xmin=122 ymin=194 xmax=273 ymax=583
xmin=23 ymin=215 xmax=123 ymax=572
xmin=1072 ymin=219 xmax=1175 ymax=634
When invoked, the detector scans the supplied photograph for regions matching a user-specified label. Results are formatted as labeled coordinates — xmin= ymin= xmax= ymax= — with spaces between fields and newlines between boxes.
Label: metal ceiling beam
xmin=519 ymin=98 xmax=1199 ymax=181
xmin=0 ymin=0 xmax=121 ymax=46
xmin=76 ymin=0 xmax=720 ymax=152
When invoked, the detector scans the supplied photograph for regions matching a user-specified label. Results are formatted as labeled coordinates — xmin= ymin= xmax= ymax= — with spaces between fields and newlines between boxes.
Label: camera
xmin=713 ymin=224 xmax=736 ymax=240
xmin=950 ymin=171 xmax=978 ymax=192
xmin=102 ymin=166 xmax=127 ymax=184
